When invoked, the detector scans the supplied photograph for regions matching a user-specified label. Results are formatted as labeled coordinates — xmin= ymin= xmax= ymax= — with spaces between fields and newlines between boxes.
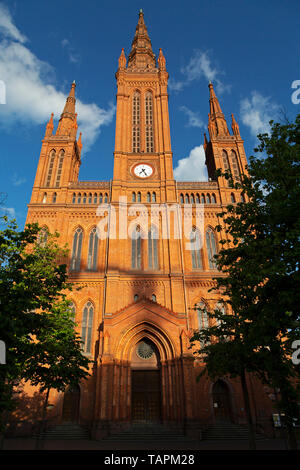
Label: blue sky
xmin=0 ymin=0 xmax=299 ymax=228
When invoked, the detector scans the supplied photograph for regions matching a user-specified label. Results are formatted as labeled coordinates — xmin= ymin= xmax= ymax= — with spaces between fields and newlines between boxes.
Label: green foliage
xmin=190 ymin=114 xmax=300 ymax=443
xmin=0 ymin=218 xmax=90 ymax=426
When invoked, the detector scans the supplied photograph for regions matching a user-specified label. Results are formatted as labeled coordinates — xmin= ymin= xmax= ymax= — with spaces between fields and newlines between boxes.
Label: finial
xmin=139 ymin=8 xmax=143 ymax=13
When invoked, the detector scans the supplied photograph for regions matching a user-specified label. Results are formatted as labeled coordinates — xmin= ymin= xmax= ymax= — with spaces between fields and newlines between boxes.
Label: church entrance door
xmin=131 ymin=370 xmax=161 ymax=422
xmin=62 ymin=385 xmax=80 ymax=423
xmin=212 ymin=380 xmax=232 ymax=422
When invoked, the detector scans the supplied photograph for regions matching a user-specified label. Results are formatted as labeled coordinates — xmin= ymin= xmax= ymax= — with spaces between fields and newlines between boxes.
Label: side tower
xmin=204 ymin=82 xmax=248 ymax=204
xmin=29 ymin=82 xmax=82 ymax=207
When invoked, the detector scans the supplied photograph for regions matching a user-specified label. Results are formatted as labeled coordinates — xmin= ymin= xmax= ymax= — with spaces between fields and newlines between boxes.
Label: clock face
xmin=133 ymin=163 xmax=153 ymax=178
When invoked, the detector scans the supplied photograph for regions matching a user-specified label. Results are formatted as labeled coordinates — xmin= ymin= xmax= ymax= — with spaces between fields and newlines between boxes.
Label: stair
xmin=104 ymin=422 xmax=196 ymax=441
xmin=35 ymin=423 xmax=90 ymax=440
xmin=202 ymin=422 xmax=265 ymax=440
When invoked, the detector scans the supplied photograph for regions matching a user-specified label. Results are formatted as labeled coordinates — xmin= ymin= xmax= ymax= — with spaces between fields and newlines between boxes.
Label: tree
xmin=23 ymin=299 xmax=90 ymax=449
xmin=0 ymin=218 xmax=90 ymax=438
xmin=190 ymin=303 xmax=259 ymax=450
xmin=190 ymin=114 xmax=300 ymax=450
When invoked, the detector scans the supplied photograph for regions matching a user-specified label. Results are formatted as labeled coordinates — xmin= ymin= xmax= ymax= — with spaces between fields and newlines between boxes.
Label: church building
xmin=21 ymin=11 xmax=275 ymax=439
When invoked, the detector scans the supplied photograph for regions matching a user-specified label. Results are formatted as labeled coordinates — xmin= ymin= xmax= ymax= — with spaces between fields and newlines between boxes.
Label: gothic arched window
xmin=38 ymin=226 xmax=48 ymax=246
xmin=55 ymin=149 xmax=65 ymax=187
xmin=147 ymin=192 xmax=151 ymax=203
xmin=206 ymin=227 xmax=218 ymax=269
xmin=190 ymin=228 xmax=202 ymax=269
xmin=137 ymin=192 xmax=141 ymax=203
xmin=148 ymin=225 xmax=158 ymax=270
xmin=196 ymin=301 xmax=209 ymax=330
xmin=72 ymin=193 xmax=76 ymax=204
xmin=81 ymin=301 xmax=94 ymax=354
xmin=45 ymin=150 xmax=56 ymax=187
xmin=132 ymin=192 xmax=136 ymax=203
xmin=132 ymin=226 xmax=141 ymax=269
xmin=231 ymin=193 xmax=236 ymax=203
xmin=70 ymin=227 xmax=83 ymax=272
xmin=222 ymin=149 xmax=230 ymax=171
xmin=132 ymin=91 xmax=141 ymax=153
xmin=52 ymin=192 xmax=57 ymax=203
xmin=69 ymin=301 xmax=76 ymax=323
xmin=145 ymin=92 xmax=154 ymax=152
xmin=87 ymin=227 xmax=99 ymax=272
xmin=152 ymin=192 xmax=156 ymax=203
xmin=211 ymin=193 xmax=216 ymax=204
xmin=230 ymin=150 xmax=241 ymax=182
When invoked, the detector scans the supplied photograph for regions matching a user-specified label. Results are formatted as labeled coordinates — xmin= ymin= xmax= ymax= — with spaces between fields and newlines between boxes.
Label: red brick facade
xmin=14 ymin=11 xmax=277 ymax=439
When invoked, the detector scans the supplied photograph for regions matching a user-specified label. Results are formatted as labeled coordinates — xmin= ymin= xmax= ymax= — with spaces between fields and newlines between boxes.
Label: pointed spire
xmin=44 ymin=113 xmax=54 ymax=138
xmin=77 ymin=132 xmax=82 ymax=156
xmin=208 ymin=81 xmax=222 ymax=115
xmin=127 ymin=10 xmax=156 ymax=70
xmin=118 ymin=48 xmax=127 ymax=69
xmin=56 ymin=82 xmax=77 ymax=136
xmin=231 ymin=113 xmax=240 ymax=136
xmin=61 ymin=81 xmax=76 ymax=119
xmin=158 ymin=48 xmax=166 ymax=70
xmin=207 ymin=82 xmax=230 ymax=138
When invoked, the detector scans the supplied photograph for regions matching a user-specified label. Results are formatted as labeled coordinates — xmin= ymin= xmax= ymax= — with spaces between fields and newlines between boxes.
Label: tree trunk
xmin=36 ymin=387 xmax=50 ymax=450
xmin=240 ymin=368 xmax=256 ymax=450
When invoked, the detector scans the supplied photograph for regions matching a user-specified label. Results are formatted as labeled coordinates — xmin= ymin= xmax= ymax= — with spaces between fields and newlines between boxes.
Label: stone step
xmin=35 ymin=424 xmax=90 ymax=440
xmin=104 ymin=423 xmax=195 ymax=441
xmin=202 ymin=422 xmax=265 ymax=440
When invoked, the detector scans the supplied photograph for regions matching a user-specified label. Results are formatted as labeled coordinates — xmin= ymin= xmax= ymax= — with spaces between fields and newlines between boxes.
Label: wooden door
xmin=62 ymin=385 xmax=80 ymax=423
xmin=131 ymin=370 xmax=161 ymax=422
xmin=212 ymin=380 xmax=232 ymax=422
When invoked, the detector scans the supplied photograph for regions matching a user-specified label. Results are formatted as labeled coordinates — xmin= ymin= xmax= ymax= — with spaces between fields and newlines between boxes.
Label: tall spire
xmin=127 ymin=10 xmax=156 ymax=70
xmin=56 ymin=81 xmax=77 ymax=136
xmin=207 ymin=82 xmax=230 ymax=138
xmin=61 ymin=81 xmax=76 ymax=119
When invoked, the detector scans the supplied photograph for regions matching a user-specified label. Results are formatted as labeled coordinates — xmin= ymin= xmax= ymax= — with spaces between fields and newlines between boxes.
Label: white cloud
xmin=0 ymin=206 xmax=16 ymax=218
xmin=169 ymin=50 xmax=230 ymax=95
xmin=0 ymin=3 xmax=27 ymax=43
xmin=0 ymin=4 xmax=115 ymax=152
xmin=174 ymin=145 xmax=208 ymax=181
xmin=12 ymin=173 xmax=26 ymax=186
xmin=240 ymin=91 xmax=280 ymax=139
xmin=180 ymin=106 xmax=204 ymax=128
xmin=61 ymin=38 xmax=80 ymax=64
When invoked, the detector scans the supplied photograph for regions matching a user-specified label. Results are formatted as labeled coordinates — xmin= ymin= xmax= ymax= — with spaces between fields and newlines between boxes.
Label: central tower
xmin=112 ymin=10 xmax=176 ymax=203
